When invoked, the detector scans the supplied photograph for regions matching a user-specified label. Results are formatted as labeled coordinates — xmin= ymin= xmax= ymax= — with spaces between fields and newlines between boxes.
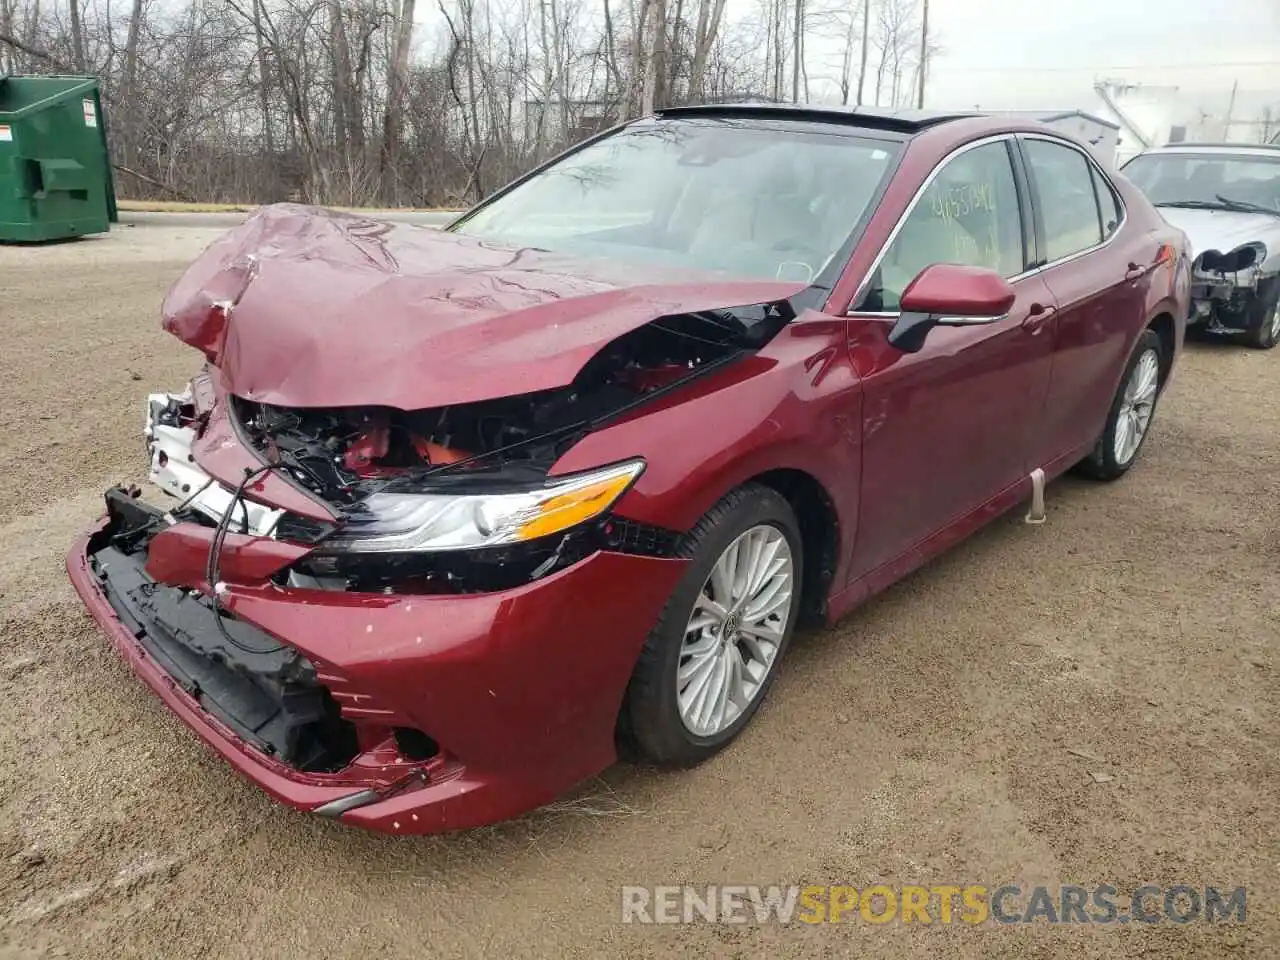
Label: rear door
xmin=1017 ymin=135 xmax=1151 ymax=467
xmin=846 ymin=136 xmax=1058 ymax=580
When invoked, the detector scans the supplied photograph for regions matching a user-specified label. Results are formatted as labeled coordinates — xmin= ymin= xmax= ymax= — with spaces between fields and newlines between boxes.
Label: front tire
xmin=622 ymin=484 xmax=803 ymax=767
xmin=1076 ymin=329 xmax=1163 ymax=481
xmin=1242 ymin=280 xmax=1280 ymax=350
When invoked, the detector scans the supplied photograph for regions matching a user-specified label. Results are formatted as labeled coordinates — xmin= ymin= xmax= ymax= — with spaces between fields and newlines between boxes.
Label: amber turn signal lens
xmin=516 ymin=468 xmax=642 ymax=541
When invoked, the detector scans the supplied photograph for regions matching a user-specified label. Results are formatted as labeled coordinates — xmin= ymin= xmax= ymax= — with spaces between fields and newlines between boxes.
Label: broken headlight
xmin=320 ymin=459 xmax=645 ymax=554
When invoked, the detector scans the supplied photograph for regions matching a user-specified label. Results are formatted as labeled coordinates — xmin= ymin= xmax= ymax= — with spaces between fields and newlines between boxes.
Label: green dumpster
xmin=0 ymin=75 xmax=117 ymax=242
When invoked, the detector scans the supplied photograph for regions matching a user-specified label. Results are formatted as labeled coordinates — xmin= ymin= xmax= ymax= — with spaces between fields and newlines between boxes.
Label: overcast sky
xmin=414 ymin=0 xmax=1280 ymax=115
xmin=922 ymin=0 xmax=1280 ymax=109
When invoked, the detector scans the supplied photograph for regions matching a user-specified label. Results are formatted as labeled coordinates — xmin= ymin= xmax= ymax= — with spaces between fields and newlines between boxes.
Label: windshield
xmin=450 ymin=118 xmax=901 ymax=283
xmin=1123 ymin=152 xmax=1280 ymax=212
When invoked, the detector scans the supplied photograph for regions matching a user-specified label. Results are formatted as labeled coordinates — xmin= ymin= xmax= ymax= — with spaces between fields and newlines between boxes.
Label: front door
xmin=845 ymin=137 xmax=1057 ymax=581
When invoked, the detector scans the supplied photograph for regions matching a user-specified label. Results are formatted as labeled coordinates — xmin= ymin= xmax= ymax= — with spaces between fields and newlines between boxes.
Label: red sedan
xmin=68 ymin=106 xmax=1190 ymax=833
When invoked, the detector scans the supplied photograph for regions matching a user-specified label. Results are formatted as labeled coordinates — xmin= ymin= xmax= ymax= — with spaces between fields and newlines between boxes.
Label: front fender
xmin=551 ymin=318 xmax=863 ymax=587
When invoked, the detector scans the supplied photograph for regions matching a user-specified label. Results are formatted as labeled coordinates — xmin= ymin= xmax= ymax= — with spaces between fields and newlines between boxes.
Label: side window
xmin=864 ymin=141 xmax=1025 ymax=312
xmin=1024 ymin=139 xmax=1104 ymax=261
xmin=1091 ymin=166 xmax=1123 ymax=238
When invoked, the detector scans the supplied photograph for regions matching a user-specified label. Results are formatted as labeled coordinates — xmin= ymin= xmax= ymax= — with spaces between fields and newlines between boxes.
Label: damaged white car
xmin=1123 ymin=143 xmax=1280 ymax=349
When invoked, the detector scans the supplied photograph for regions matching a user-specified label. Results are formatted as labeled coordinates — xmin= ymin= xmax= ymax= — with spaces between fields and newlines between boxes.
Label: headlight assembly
xmin=320 ymin=459 xmax=645 ymax=554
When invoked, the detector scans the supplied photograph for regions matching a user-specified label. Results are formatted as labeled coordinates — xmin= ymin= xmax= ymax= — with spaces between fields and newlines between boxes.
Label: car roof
xmin=653 ymin=103 xmax=982 ymax=136
xmin=1135 ymin=142 xmax=1280 ymax=160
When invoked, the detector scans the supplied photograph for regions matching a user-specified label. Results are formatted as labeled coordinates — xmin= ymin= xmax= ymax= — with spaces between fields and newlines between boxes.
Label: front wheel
xmin=1076 ymin=329 xmax=1163 ymax=481
xmin=1242 ymin=281 xmax=1280 ymax=350
xmin=621 ymin=484 xmax=803 ymax=766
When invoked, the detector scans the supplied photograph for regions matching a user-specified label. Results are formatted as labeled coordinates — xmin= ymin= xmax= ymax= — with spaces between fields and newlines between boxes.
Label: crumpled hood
xmin=162 ymin=203 xmax=805 ymax=409
xmin=1156 ymin=207 xmax=1280 ymax=261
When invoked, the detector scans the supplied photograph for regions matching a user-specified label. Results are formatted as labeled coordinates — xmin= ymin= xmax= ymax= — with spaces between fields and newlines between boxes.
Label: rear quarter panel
xmin=1118 ymin=177 xmax=1190 ymax=365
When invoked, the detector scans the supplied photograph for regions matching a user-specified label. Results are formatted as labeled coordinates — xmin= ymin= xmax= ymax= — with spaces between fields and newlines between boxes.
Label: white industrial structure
xmin=986 ymin=84 xmax=1280 ymax=168
xmin=1091 ymin=81 xmax=1280 ymax=165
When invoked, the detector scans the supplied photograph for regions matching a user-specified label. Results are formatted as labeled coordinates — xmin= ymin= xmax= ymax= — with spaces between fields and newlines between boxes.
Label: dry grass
xmin=116 ymin=199 xmax=461 ymax=214
xmin=116 ymin=200 xmax=259 ymax=213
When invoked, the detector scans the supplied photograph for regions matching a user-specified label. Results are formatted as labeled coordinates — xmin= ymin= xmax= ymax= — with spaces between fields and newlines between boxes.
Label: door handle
xmin=1125 ymin=262 xmax=1147 ymax=281
xmin=1022 ymin=302 xmax=1057 ymax=332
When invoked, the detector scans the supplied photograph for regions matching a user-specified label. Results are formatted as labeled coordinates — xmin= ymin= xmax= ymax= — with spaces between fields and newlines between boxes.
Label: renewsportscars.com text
xmin=620 ymin=884 xmax=1247 ymax=925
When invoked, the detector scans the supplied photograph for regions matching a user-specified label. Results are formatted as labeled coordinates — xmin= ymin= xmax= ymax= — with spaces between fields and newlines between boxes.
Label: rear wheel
xmin=1076 ymin=329 xmax=1163 ymax=481
xmin=622 ymin=484 xmax=803 ymax=766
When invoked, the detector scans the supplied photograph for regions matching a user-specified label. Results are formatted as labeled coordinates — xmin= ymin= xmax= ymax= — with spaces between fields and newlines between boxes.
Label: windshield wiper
xmin=1215 ymin=194 xmax=1280 ymax=218
xmin=1155 ymin=199 xmax=1231 ymax=210
xmin=1155 ymin=197 xmax=1280 ymax=218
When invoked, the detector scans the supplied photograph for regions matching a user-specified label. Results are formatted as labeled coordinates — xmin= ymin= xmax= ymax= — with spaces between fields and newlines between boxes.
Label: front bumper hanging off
xmin=69 ymin=480 xmax=686 ymax=834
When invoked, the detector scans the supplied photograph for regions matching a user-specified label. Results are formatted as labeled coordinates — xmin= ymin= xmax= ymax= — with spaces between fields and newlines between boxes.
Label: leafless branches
xmin=0 ymin=0 xmax=935 ymax=206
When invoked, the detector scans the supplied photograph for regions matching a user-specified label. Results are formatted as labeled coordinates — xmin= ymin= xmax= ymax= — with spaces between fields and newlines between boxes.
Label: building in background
xmin=992 ymin=109 xmax=1121 ymax=165
xmin=521 ymin=99 xmax=614 ymax=146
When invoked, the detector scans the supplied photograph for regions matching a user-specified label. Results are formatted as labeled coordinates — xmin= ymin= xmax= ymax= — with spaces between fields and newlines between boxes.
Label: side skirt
xmin=824 ymin=445 xmax=1090 ymax=625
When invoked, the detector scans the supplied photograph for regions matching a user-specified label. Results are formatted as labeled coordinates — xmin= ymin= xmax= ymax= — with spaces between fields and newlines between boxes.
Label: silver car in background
xmin=1123 ymin=143 xmax=1280 ymax=350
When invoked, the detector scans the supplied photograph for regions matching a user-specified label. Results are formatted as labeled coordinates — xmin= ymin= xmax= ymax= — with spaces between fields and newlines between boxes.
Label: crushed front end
xmin=68 ymin=202 xmax=807 ymax=831
xmin=83 ymin=490 xmax=360 ymax=775
xmin=68 ymin=368 xmax=694 ymax=833
xmin=1186 ymin=243 xmax=1272 ymax=334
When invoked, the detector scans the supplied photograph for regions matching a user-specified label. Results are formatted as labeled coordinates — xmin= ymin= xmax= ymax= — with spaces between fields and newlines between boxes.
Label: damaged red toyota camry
xmin=68 ymin=106 xmax=1190 ymax=833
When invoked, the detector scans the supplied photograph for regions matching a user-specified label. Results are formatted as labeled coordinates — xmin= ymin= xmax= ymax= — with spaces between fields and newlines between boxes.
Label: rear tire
xmin=621 ymin=484 xmax=803 ymax=767
xmin=1241 ymin=280 xmax=1280 ymax=350
xmin=1075 ymin=329 xmax=1164 ymax=481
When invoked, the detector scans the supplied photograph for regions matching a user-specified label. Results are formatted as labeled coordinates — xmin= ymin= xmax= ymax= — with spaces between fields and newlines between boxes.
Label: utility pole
xmin=917 ymin=0 xmax=929 ymax=108
xmin=1224 ymin=78 xmax=1239 ymax=139
xmin=856 ymin=0 xmax=870 ymax=106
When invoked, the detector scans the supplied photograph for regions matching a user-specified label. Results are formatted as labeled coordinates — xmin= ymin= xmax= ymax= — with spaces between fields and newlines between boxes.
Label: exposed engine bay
xmin=230 ymin=304 xmax=788 ymax=499
xmin=132 ymin=302 xmax=791 ymax=596
xmin=1188 ymin=242 xmax=1273 ymax=333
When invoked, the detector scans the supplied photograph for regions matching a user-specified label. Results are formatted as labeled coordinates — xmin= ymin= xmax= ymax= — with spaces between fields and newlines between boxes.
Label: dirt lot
xmin=1 ymin=223 xmax=1277 ymax=959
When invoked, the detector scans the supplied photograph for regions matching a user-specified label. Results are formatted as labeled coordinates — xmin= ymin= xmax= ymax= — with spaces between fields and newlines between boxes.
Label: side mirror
xmin=887 ymin=264 xmax=1017 ymax=353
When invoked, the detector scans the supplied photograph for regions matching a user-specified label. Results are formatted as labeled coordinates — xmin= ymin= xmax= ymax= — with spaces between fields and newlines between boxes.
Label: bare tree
xmin=600 ymin=0 xmax=624 ymax=104
xmin=641 ymin=0 xmax=666 ymax=113
xmin=0 ymin=2 xmax=13 ymax=74
xmin=687 ymin=0 xmax=728 ymax=102
xmin=251 ymin=0 xmax=273 ymax=157
xmin=856 ymin=0 xmax=871 ymax=104
xmin=0 ymin=0 xmax=937 ymax=206
xmin=768 ymin=0 xmax=785 ymax=100
xmin=379 ymin=0 xmax=415 ymax=200
xmin=872 ymin=0 xmax=915 ymax=107
xmin=67 ymin=0 xmax=84 ymax=70
xmin=915 ymin=0 xmax=927 ymax=107
xmin=625 ymin=0 xmax=652 ymax=116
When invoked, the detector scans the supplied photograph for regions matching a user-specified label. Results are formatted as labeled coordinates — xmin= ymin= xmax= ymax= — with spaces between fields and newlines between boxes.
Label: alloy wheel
xmin=676 ymin=524 xmax=794 ymax=737
xmin=1114 ymin=348 xmax=1160 ymax=465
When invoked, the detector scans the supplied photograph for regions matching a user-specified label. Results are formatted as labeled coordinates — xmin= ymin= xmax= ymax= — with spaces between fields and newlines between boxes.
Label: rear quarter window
xmin=1092 ymin=167 xmax=1123 ymax=238
xmin=1024 ymin=138 xmax=1104 ymax=262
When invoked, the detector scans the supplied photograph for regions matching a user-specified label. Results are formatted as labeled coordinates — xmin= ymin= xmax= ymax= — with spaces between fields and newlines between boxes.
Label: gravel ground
xmin=0 ymin=223 xmax=1277 ymax=959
